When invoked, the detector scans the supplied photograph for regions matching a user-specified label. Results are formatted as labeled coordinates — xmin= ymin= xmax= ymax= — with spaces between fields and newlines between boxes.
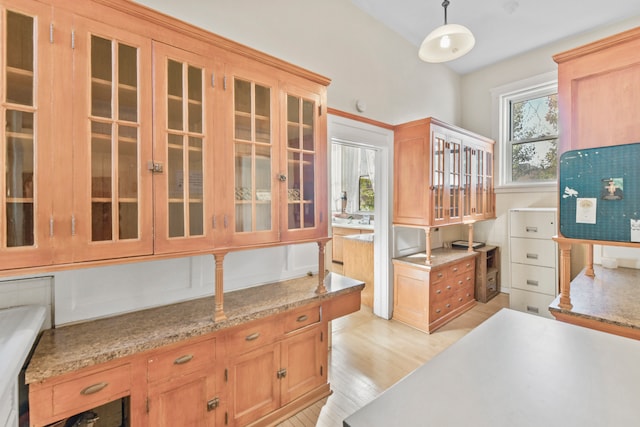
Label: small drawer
xmin=52 ymin=364 xmax=131 ymax=416
xmin=510 ymin=209 xmax=556 ymax=238
xmin=448 ymin=259 xmax=474 ymax=276
xmin=147 ymin=337 xmax=216 ymax=383
xmin=511 ymin=263 xmax=556 ymax=296
xmin=226 ymin=317 xmax=281 ymax=355
xmin=430 ymin=268 xmax=447 ymax=285
xmin=284 ymin=305 xmax=321 ymax=334
xmin=451 ymin=272 xmax=474 ymax=290
xmin=486 ymin=271 xmax=498 ymax=293
xmin=510 ymin=289 xmax=555 ymax=319
xmin=510 ymin=238 xmax=557 ymax=268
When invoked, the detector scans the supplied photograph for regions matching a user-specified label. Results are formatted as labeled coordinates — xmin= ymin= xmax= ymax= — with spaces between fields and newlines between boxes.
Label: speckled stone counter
xmin=26 ymin=272 xmax=363 ymax=384
xmin=549 ymin=265 xmax=640 ymax=334
xmin=393 ymin=247 xmax=477 ymax=270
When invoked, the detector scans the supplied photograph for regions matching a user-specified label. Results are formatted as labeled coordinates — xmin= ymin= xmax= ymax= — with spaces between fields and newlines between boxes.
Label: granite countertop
xmin=26 ymin=273 xmax=363 ymax=384
xmin=393 ymin=247 xmax=478 ymax=270
xmin=549 ymin=265 xmax=640 ymax=331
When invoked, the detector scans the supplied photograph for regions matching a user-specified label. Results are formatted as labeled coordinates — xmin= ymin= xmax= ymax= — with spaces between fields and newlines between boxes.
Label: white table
xmin=1 ymin=305 xmax=46 ymax=427
xmin=344 ymin=308 xmax=640 ymax=427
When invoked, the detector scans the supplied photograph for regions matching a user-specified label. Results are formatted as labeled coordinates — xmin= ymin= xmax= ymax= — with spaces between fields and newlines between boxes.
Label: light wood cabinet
xmin=392 ymin=249 xmax=476 ymax=333
xmin=331 ymin=226 xmax=372 ymax=263
xmin=474 ymin=245 xmax=500 ymax=303
xmin=393 ymin=117 xmax=495 ymax=228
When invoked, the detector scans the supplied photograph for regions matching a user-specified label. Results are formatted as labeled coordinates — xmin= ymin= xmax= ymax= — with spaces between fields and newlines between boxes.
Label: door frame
xmin=328 ymin=114 xmax=393 ymax=319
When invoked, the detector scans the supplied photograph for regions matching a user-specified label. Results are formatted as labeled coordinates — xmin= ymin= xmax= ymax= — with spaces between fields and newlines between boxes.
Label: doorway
xmin=327 ymin=115 xmax=393 ymax=319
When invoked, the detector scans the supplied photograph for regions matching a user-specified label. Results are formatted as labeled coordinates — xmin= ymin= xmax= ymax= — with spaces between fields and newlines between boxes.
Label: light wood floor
xmin=277 ymin=293 xmax=509 ymax=427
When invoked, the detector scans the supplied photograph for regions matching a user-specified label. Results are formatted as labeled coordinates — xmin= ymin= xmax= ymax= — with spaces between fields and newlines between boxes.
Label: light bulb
xmin=439 ymin=35 xmax=451 ymax=49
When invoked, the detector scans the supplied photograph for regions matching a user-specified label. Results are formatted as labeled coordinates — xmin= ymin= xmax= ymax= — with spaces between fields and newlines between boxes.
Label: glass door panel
xmin=462 ymin=146 xmax=473 ymax=218
xmin=475 ymin=148 xmax=485 ymax=217
xmin=432 ymin=135 xmax=445 ymax=223
xmin=3 ymin=11 xmax=35 ymax=249
xmin=233 ymin=78 xmax=273 ymax=233
xmin=448 ymin=141 xmax=460 ymax=221
xmin=165 ymin=60 xmax=205 ymax=239
xmin=286 ymin=95 xmax=315 ymax=230
xmin=89 ymin=35 xmax=140 ymax=242
xmin=485 ymin=150 xmax=494 ymax=217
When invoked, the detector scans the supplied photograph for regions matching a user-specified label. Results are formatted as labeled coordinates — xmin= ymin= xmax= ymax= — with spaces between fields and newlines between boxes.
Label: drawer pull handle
xmin=452 ymin=267 xmax=458 ymax=272
xmin=437 ymin=273 xmax=443 ymax=278
xmin=80 ymin=382 xmax=108 ymax=396
xmin=466 ymin=263 xmax=471 ymax=268
xmin=526 ymin=280 xmax=539 ymax=286
xmin=526 ymin=305 xmax=539 ymax=314
xmin=446 ymin=285 xmax=451 ymax=290
xmin=296 ymin=314 xmax=309 ymax=323
xmin=458 ymin=280 xmax=463 ymax=285
xmin=436 ymin=289 xmax=441 ymax=294
xmin=446 ymin=304 xmax=451 ymax=308
xmin=246 ymin=332 xmax=260 ymax=341
xmin=174 ymin=354 xmax=194 ymax=365
xmin=458 ymin=297 xmax=463 ymax=302
xmin=526 ymin=253 xmax=539 ymax=260
xmin=526 ymin=226 xmax=538 ymax=233
xmin=436 ymin=309 xmax=441 ymax=314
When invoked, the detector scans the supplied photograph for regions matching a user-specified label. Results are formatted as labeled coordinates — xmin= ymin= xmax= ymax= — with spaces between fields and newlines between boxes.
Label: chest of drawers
xmin=509 ymin=208 xmax=558 ymax=318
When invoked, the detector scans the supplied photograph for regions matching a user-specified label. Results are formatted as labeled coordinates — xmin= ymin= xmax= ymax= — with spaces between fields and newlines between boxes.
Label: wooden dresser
xmin=392 ymin=249 xmax=477 ymax=333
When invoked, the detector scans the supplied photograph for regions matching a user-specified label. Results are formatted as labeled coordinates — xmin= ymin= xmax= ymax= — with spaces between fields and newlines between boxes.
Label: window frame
xmin=492 ymin=71 xmax=558 ymax=192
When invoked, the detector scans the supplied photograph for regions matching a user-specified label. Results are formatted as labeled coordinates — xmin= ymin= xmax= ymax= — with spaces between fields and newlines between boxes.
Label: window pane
xmin=510 ymin=94 xmax=558 ymax=142
xmin=512 ymin=138 xmax=558 ymax=182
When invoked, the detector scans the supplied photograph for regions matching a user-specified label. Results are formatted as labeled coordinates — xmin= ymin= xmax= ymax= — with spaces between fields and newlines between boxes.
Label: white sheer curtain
xmin=332 ymin=143 xmax=377 ymax=213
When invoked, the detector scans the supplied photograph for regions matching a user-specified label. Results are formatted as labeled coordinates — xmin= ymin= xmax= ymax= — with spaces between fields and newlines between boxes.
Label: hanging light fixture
xmin=419 ymin=0 xmax=475 ymax=63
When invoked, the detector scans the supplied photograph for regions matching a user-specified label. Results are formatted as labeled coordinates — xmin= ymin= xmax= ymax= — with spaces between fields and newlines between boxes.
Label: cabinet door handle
xmin=526 ymin=253 xmax=539 ymax=260
xmin=207 ymin=397 xmax=220 ymax=411
xmin=174 ymin=354 xmax=194 ymax=365
xmin=245 ymin=332 xmax=260 ymax=341
xmin=525 ymin=226 xmax=538 ymax=233
xmin=80 ymin=382 xmax=108 ymax=396
xmin=277 ymin=368 xmax=287 ymax=379
xmin=526 ymin=279 xmax=539 ymax=286
xmin=296 ymin=314 xmax=308 ymax=323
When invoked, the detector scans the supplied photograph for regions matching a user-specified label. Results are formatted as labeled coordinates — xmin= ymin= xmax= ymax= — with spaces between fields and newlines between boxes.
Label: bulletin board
xmin=559 ymin=142 xmax=640 ymax=242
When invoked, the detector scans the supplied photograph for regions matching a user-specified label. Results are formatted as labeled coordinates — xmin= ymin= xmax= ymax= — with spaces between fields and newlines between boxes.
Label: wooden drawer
xmin=431 ymin=268 xmax=447 ymax=285
xmin=448 ymin=259 xmax=474 ymax=276
xmin=510 ymin=238 xmax=557 ymax=268
xmin=283 ymin=304 xmax=321 ymax=334
xmin=510 ymin=288 xmax=555 ymax=319
xmin=226 ymin=317 xmax=281 ymax=355
xmin=52 ymin=363 xmax=131 ymax=417
xmin=510 ymin=209 xmax=556 ymax=239
xmin=147 ymin=337 xmax=216 ymax=384
xmin=451 ymin=271 xmax=474 ymax=290
xmin=511 ymin=263 xmax=557 ymax=296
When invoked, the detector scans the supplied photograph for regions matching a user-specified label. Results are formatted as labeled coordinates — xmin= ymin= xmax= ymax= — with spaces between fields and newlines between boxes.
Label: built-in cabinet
xmin=509 ymin=208 xmax=558 ymax=319
xmin=393 ymin=118 xmax=494 ymax=261
xmin=0 ymin=0 xmax=329 ymax=275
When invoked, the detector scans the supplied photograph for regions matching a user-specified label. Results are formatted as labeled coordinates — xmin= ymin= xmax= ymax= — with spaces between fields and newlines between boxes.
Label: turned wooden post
xmin=213 ymin=252 xmax=227 ymax=321
xmin=467 ymin=223 xmax=474 ymax=252
xmin=585 ymin=243 xmax=595 ymax=277
xmin=316 ymin=238 xmax=331 ymax=294
xmin=424 ymin=227 xmax=432 ymax=265
xmin=558 ymin=240 xmax=573 ymax=310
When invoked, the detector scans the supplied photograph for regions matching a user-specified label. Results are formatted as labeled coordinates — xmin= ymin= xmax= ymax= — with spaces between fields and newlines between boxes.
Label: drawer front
xmin=449 ymin=259 xmax=474 ymax=276
xmin=284 ymin=304 xmax=321 ymax=334
xmin=52 ymin=364 xmax=131 ymax=416
xmin=510 ymin=238 xmax=556 ymax=268
xmin=511 ymin=263 xmax=557 ymax=296
xmin=147 ymin=337 xmax=216 ymax=383
xmin=510 ymin=209 xmax=556 ymax=239
xmin=510 ymin=288 xmax=555 ymax=319
xmin=430 ymin=267 xmax=447 ymax=285
xmin=226 ymin=317 xmax=281 ymax=355
xmin=487 ymin=271 xmax=498 ymax=293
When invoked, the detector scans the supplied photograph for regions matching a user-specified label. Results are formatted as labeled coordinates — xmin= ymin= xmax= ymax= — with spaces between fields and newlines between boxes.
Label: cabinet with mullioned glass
xmin=1 ymin=2 xmax=54 ymax=270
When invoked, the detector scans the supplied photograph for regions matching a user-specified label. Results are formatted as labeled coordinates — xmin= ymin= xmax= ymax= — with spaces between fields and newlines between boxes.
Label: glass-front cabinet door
xmin=474 ymin=145 xmax=486 ymax=219
xmin=153 ymin=42 xmax=219 ymax=253
xmin=431 ymin=131 xmax=446 ymax=226
xmin=447 ymin=137 xmax=462 ymax=224
xmin=229 ymin=69 xmax=278 ymax=245
xmin=485 ymin=148 xmax=495 ymax=218
xmin=1 ymin=3 xmax=54 ymax=269
xmin=280 ymin=85 xmax=326 ymax=241
xmin=72 ymin=18 xmax=153 ymax=261
xmin=461 ymin=145 xmax=474 ymax=221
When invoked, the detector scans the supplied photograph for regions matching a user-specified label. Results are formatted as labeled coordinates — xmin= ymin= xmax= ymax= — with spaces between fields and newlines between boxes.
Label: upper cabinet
xmin=0 ymin=0 xmax=330 ymax=274
xmin=393 ymin=117 xmax=495 ymax=228
xmin=1 ymin=1 xmax=54 ymax=270
xmin=554 ymin=27 xmax=640 ymax=154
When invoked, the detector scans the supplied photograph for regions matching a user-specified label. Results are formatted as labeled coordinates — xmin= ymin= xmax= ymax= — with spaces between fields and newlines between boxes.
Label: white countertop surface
xmin=0 ymin=305 xmax=46 ymax=394
xmin=344 ymin=308 xmax=640 ymax=427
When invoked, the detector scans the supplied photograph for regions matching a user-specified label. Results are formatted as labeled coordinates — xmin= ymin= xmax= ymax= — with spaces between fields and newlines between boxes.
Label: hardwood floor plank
xmin=277 ymin=294 xmax=509 ymax=427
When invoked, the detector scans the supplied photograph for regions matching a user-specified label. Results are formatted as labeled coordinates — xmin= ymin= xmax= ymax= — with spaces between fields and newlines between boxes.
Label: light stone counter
xmin=393 ymin=247 xmax=478 ymax=270
xmin=26 ymin=273 xmax=363 ymax=384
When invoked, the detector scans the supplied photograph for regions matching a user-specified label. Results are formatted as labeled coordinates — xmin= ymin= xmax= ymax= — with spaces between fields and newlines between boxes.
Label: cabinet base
xmin=550 ymin=310 xmax=640 ymax=341
xmin=246 ymin=383 xmax=332 ymax=427
xmin=394 ymin=300 xmax=476 ymax=334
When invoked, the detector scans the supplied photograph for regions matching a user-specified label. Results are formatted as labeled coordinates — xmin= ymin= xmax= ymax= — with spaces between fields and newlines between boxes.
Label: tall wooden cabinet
xmin=0 ymin=0 xmax=330 ymax=277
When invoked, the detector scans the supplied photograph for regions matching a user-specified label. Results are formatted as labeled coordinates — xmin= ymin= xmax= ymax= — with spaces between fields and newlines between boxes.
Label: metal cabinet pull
xmin=436 ymin=289 xmax=441 ymax=294
xmin=526 ymin=253 xmax=539 ymax=260
xmin=435 ymin=309 xmax=441 ymax=314
xmin=277 ymin=368 xmax=287 ymax=379
xmin=525 ymin=226 xmax=538 ymax=233
xmin=452 ymin=267 xmax=458 ymax=272
xmin=526 ymin=305 xmax=539 ymax=314
xmin=207 ymin=397 xmax=220 ymax=411
xmin=245 ymin=332 xmax=260 ymax=341
xmin=80 ymin=382 xmax=108 ymax=396
xmin=526 ymin=279 xmax=539 ymax=286
xmin=458 ymin=297 xmax=463 ymax=302
xmin=457 ymin=280 xmax=463 ymax=285
xmin=296 ymin=314 xmax=308 ymax=323
xmin=437 ymin=273 xmax=444 ymax=278
xmin=446 ymin=285 xmax=451 ymax=290
xmin=174 ymin=354 xmax=194 ymax=365
xmin=446 ymin=304 xmax=451 ymax=308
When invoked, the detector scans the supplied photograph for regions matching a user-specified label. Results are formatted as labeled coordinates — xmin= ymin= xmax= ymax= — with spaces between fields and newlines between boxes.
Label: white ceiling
xmin=350 ymin=0 xmax=640 ymax=74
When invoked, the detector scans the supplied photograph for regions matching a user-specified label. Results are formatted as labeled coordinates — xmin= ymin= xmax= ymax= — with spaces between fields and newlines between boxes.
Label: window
xmin=358 ymin=175 xmax=374 ymax=211
xmin=494 ymin=72 xmax=558 ymax=188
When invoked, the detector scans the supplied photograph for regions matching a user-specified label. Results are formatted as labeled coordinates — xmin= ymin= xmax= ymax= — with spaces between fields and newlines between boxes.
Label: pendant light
xmin=419 ymin=0 xmax=475 ymax=63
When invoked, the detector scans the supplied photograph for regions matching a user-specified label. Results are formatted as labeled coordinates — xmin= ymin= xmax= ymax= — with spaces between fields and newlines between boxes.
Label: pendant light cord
xmin=442 ymin=0 xmax=449 ymax=25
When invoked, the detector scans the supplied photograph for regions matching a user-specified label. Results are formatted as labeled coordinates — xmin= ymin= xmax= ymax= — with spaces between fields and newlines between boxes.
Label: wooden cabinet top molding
xmin=26 ymin=273 xmax=363 ymax=384
xmin=393 ymin=117 xmax=494 ymax=145
xmin=553 ymin=26 xmax=640 ymax=64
